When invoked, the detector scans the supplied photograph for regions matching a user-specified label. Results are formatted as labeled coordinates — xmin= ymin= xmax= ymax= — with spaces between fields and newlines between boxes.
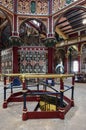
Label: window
xmin=73 ymin=61 xmax=78 ymax=72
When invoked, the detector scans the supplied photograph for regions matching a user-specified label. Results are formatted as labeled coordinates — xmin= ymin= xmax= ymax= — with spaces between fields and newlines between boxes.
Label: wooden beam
xmin=55 ymin=26 xmax=68 ymax=40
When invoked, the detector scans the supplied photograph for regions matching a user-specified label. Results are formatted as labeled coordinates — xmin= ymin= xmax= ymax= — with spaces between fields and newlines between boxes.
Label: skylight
xmin=32 ymin=20 xmax=40 ymax=27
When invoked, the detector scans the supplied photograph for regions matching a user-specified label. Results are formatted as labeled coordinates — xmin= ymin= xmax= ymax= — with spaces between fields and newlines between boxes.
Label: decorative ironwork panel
xmin=1 ymin=48 xmax=13 ymax=74
xmin=1 ymin=46 xmax=48 ymax=74
xmin=18 ymin=47 xmax=48 ymax=73
xmin=0 ymin=0 xmax=13 ymax=12
xmin=53 ymin=0 xmax=75 ymax=13
xmin=36 ymin=0 xmax=48 ymax=14
xmin=18 ymin=0 xmax=30 ymax=14
xmin=17 ymin=0 xmax=48 ymax=15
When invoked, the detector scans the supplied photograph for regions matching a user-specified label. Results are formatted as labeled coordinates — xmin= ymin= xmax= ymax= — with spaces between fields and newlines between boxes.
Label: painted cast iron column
xmin=78 ymin=44 xmax=81 ymax=73
xmin=13 ymin=47 xmax=19 ymax=73
xmin=71 ymin=76 xmax=75 ymax=106
xmin=64 ymin=47 xmax=68 ymax=73
xmin=47 ymin=0 xmax=55 ymax=73
xmin=48 ymin=0 xmax=53 ymax=37
xmin=12 ymin=0 xmax=19 ymax=36
xmin=48 ymin=47 xmax=54 ymax=73
xmin=3 ymin=76 xmax=7 ymax=108
xmin=59 ymin=77 xmax=65 ymax=119
xmin=60 ymin=78 xmax=64 ymax=108
xmin=22 ymin=76 xmax=28 ymax=121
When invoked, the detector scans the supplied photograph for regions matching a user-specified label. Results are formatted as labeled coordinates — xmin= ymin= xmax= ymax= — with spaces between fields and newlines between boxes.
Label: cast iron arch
xmin=19 ymin=18 xmax=47 ymax=34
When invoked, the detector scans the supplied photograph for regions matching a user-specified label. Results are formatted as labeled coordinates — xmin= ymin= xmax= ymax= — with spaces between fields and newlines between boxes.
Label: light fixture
xmin=82 ymin=19 xmax=86 ymax=25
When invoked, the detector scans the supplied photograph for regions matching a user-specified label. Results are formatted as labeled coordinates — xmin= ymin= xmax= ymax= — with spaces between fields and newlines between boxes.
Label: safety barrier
xmin=2 ymin=73 xmax=75 ymax=120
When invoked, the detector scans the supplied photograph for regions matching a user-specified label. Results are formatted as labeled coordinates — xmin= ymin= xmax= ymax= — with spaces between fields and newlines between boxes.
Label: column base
xmin=71 ymin=100 xmax=74 ymax=107
xmin=59 ymin=108 xmax=65 ymax=119
xmin=3 ymin=101 xmax=7 ymax=108
xmin=22 ymin=109 xmax=28 ymax=121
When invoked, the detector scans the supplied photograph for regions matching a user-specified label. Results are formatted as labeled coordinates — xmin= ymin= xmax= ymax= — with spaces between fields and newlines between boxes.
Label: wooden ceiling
xmin=55 ymin=8 xmax=86 ymax=38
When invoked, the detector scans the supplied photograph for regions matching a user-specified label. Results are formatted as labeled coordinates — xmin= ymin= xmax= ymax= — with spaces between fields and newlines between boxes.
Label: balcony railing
xmin=56 ymin=34 xmax=86 ymax=47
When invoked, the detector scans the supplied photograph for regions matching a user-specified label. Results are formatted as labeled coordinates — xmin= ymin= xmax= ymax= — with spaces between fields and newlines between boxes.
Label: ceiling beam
xmin=55 ymin=26 xmax=68 ymax=40
xmin=66 ymin=26 xmax=86 ymax=35
xmin=65 ymin=10 xmax=84 ymax=19
xmin=59 ymin=16 xmax=86 ymax=30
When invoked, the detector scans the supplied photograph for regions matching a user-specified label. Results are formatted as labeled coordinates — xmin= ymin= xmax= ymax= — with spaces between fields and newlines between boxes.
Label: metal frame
xmin=2 ymin=73 xmax=75 ymax=120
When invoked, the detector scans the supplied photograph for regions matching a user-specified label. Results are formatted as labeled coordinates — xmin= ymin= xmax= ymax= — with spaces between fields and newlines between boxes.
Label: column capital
xmin=65 ymin=51 xmax=69 ymax=57
xmin=12 ymin=31 xmax=19 ymax=37
xmin=65 ymin=53 xmax=69 ymax=58
xmin=78 ymin=51 xmax=81 ymax=56
xmin=47 ymin=33 xmax=55 ymax=38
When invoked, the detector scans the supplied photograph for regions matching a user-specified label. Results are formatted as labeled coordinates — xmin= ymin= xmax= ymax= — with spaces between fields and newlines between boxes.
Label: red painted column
xmin=13 ymin=47 xmax=19 ymax=73
xmin=22 ymin=76 xmax=28 ymax=121
xmin=60 ymin=78 xmax=64 ymax=90
xmin=78 ymin=44 xmax=81 ymax=73
xmin=48 ymin=47 xmax=54 ymax=73
xmin=59 ymin=77 xmax=65 ymax=119
xmin=71 ymin=76 xmax=75 ymax=106
xmin=3 ymin=76 xmax=7 ymax=108
xmin=22 ymin=76 xmax=26 ymax=90
xmin=47 ymin=0 xmax=55 ymax=73
xmin=64 ymin=47 xmax=68 ymax=73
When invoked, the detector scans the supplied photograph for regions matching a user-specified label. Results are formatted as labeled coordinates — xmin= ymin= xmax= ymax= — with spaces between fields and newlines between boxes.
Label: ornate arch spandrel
xmin=17 ymin=17 xmax=48 ymax=34
xmin=17 ymin=0 xmax=48 ymax=15
xmin=0 ymin=0 xmax=13 ymax=12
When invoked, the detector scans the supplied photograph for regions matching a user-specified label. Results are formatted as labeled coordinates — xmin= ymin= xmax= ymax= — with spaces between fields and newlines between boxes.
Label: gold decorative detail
xmin=3 ymin=73 xmax=74 ymax=79
xmin=65 ymin=52 xmax=69 ymax=57
xmin=59 ymin=109 xmax=65 ymax=112
xmin=22 ymin=90 xmax=27 ymax=93
xmin=23 ymin=110 xmax=28 ymax=113
xmin=21 ymin=75 xmax=25 ymax=83
xmin=60 ymin=89 xmax=64 ymax=92
xmin=78 ymin=51 xmax=81 ymax=56
xmin=4 ymin=100 xmax=7 ymax=103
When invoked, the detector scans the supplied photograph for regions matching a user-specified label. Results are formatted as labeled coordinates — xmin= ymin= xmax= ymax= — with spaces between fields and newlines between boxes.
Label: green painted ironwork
xmin=66 ymin=0 xmax=72 ymax=4
xmin=31 ymin=1 xmax=36 ymax=13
